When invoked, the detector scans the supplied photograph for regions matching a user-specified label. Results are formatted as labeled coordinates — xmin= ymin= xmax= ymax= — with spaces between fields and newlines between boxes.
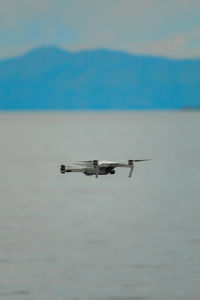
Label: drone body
xmin=60 ymin=160 xmax=150 ymax=178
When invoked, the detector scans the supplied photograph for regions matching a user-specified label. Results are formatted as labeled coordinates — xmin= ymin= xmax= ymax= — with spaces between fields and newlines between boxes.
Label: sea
xmin=0 ymin=111 xmax=199 ymax=300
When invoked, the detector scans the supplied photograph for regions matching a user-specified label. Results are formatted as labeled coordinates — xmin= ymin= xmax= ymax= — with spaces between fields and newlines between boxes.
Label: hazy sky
xmin=0 ymin=0 xmax=200 ymax=59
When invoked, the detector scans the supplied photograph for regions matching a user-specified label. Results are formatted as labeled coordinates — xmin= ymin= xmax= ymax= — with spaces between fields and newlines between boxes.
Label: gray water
xmin=0 ymin=111 xmax=200 ymax=300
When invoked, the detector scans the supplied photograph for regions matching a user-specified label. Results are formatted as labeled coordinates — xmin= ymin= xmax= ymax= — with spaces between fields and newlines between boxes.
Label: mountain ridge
xmin=0 ymin=46 xmax=200 ymax=110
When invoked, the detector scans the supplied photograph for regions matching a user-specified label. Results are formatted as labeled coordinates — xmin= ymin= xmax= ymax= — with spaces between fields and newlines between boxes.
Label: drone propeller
xmin=73 ymin=160 xmax=93 ymax=166
xmin=133 ymin=159 xmax=151 ymax=162
xmin=75 ymin=160 xmax=93 ymax=163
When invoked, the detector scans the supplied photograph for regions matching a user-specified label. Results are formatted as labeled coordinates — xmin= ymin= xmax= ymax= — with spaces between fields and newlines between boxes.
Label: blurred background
xmin=0 ymin=1 xmax=200 ymax=300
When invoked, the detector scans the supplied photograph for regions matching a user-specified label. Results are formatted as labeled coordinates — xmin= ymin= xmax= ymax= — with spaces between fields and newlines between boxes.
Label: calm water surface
xmin=0 ymin=112 xmax=200 ymax=300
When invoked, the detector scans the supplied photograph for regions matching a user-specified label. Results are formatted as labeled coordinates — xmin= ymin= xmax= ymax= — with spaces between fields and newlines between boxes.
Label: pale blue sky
xmin=0 ymin=0 xmax=200 ymax=59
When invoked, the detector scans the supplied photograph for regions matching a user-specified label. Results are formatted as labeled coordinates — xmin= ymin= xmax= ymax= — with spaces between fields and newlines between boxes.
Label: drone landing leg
xmin=129 ymin=166 xmax=134 ymax=178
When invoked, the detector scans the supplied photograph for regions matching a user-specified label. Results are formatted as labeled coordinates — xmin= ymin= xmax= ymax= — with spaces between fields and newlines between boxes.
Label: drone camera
xmin=110 ymin=169 xmax=115 ymax=174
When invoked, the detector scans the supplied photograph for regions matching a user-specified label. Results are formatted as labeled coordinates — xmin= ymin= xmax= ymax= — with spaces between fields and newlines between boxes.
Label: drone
xmin=60 ymin=160 xmax=150 ymax=178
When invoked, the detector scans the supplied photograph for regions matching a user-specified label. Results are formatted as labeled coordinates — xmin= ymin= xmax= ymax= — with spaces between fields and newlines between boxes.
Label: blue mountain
xmin=0 ymin=46 xmax=200 ymax=110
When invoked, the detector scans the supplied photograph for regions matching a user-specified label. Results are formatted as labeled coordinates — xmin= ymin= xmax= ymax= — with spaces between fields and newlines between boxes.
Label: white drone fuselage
xmin=60 ymin=159 xmax=150 ymax=178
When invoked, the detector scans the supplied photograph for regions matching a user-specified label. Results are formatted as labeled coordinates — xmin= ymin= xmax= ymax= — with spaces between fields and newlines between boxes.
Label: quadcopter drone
xmin=60 ymin=160 xmax=150 ymax=178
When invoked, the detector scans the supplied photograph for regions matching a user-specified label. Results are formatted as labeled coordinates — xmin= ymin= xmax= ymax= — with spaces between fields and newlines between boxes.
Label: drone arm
xmin=60 ymin=165 xmax=85 ymax=173
xmin=118 ymin=163 xmax=130 ymax=167
xmin=66 ymin=168 xmax=85 ymax=173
